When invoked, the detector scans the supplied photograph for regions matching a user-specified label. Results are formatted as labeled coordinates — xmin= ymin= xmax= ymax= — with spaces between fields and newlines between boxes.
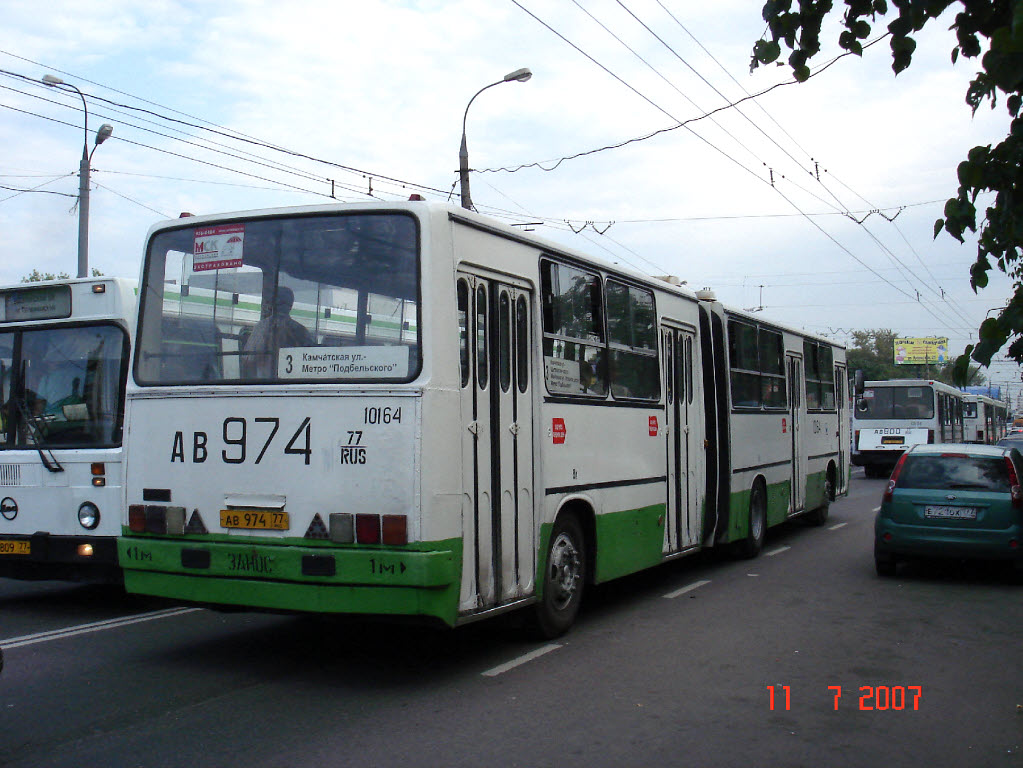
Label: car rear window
xmin=898 ymin=454 xmax=1011 ymax=492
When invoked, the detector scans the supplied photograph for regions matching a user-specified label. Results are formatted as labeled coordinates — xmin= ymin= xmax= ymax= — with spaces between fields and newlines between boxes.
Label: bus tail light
xmin=129 ymin=504 xmax=146 ymax=533
xmin=128 ymin=504 xmax=185 ymax=535
xmin=382 ymin=515 xmax=407 ymax=546
xmin=356 ymin=514 xmax=380 ymax=544
xmin=927 ymin=430 xmax=935 ymax=444
xmin=329 ymin=513 xmax=354 ymax=543
xmin=854 ymin=430 xmax=860 ymax=449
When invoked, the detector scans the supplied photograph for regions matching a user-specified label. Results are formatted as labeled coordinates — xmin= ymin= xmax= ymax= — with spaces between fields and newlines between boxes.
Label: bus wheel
xmin=735 ymin=481 xmax=766 ymax=559
xmin=532 ymin=514 xmax=586 ymax=639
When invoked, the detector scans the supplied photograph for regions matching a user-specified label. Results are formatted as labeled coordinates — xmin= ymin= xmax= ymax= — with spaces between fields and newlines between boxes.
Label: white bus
xmin=119 ymin=201 xmax=847 ymax=636
xmin=0 ymin=277 xmax=136 ymax=582
xmin=852 ymin=378 xmax=966 ymax=477
xmin=963 ymin=393 xmax=1009 ymax=444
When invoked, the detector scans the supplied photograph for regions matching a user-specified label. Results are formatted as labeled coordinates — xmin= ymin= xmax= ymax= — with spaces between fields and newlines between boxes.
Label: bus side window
xmin=457 ymin=280 xmax=470 ymax=388
xmin=476 ymin=284 xmax=488 ymax=390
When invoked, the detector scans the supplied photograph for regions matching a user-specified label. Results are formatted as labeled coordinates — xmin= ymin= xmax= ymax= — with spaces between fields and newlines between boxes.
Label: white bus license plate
xmin=0 ymin=540 xmax=31 ymax=555
xmin=924 ymin=506 xmax=977 ymax=520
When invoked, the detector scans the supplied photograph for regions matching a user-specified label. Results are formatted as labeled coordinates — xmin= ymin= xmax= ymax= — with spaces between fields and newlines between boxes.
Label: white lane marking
xmin=764 ymin=546 xmax=791 ymax=557
xmin=482 ymin=643 xmax=562 ymax=677
xmin=873 ymin=507 xmax=881 ymax=513
xmin=829 ymin=522 xmax=848 ymax=530
xmin=664 ymin=579 xmax=711 ymax=599
xmin=0 ymin=607 xmax=200 ymax=649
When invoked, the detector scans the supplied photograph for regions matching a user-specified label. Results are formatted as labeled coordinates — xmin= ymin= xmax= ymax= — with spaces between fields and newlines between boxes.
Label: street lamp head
xmin=41 ymin=74 xmax=65 ymax=86
xmin=95 ymin=123 xmax=113 ymax=146
xmin=504 ymin=67 xmax=532 ymax=83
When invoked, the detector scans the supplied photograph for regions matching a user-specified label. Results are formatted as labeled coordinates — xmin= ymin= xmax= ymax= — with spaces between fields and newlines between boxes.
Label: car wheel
xmin=735 ymin=481 xmax=766 ymax=559
xmin=531 ymin=514 xmax=586 ymax=639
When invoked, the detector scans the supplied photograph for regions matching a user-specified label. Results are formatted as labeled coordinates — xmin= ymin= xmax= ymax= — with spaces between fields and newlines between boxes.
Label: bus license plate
xmin=220 ymin=510 xmax=290 ymax=531
xmin=924 ymin=506 xmax=977 ymax=520
xmin=0 ymin=539 xmax=31 ymax=555
xmin=881 ymin=435 xmax=905 ymax=445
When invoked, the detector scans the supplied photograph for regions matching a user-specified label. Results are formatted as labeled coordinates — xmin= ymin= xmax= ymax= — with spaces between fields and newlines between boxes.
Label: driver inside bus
xmin=241 ymin=286 xmax=312 ymax=378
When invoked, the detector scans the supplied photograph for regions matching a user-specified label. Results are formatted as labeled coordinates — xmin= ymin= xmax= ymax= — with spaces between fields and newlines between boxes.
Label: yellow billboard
xmin=894 ymin=337 xmax=949 ymax=365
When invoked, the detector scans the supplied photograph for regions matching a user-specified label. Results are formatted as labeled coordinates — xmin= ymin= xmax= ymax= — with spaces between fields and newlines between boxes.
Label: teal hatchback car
xmin=875 ymin=443 xmax=1023 ymax=577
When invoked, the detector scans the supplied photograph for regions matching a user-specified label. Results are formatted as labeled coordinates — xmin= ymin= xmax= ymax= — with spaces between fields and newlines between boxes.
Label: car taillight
xmin=854 ymin=430 xmax=860 ymax=449
xmin=1004 ymin=457 xmax=1022 ymax=510
xmin=927 ymin=430 xmax=934 ymax=444
xmin=882 ymin=453 xmax=908 ymax=504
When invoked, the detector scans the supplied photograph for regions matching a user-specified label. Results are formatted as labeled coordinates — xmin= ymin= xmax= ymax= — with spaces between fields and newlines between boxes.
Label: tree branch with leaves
xmin=751 ymin=0 xmax=1023 ymax=382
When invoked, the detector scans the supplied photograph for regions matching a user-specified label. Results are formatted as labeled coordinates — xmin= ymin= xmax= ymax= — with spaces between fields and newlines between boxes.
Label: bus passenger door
xmin=835 ymin=363 xmax=849 ymax=495
xmin=663 ymin=327 xmax=699 ymax=552
xmin=457 ymin=271 xmax=535 ymax=612
xmin=787 ymin=355 xmax=805 ymax=513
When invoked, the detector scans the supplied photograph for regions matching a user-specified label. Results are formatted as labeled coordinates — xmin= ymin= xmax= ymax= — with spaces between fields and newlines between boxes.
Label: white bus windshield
xmin=135 ymin=212 xmax=420 ymax=385
xmin=0 ymin=323 xmax=128 ymax=448
xmin=856 ymin=385 xmax=935 ymax=420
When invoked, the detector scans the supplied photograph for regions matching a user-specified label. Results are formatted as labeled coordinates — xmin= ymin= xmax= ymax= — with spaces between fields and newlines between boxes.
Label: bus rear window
xmin=135 ymin=212 xmax=420 ymax=385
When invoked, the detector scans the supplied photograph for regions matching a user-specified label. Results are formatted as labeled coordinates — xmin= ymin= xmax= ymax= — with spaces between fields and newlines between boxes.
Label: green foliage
xmin=21 ymin=269 xmax=70 ymax=283
xmin=845 ymin=328 xmax=984 ymax=384
xmin=752 ymin=0 xmax=1023 ymax=372
xmin=20 ymin=267 xmax=103 ymax=282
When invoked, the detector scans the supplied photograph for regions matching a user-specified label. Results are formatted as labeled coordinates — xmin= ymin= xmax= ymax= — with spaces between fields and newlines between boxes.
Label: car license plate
xmin=881 ymin=435 xmax=905 ymax=445
xmin=220 ymin=509 xmax=289 ymax=531
xmin=0 ymin=539 xmax=31 ymax=555
xmin=924 ymin=505 xmax=978 ymax=520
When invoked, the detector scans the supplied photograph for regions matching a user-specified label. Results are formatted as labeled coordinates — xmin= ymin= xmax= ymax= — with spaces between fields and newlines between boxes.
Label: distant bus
xmin=118 ymin=201 xmax=848 ymax=636
xmin=963 ymin=394 xmax=1009 ymax=444
xmin=0 ymin=277 xmax=136 ymax=581
xmin=852 ymin=378 xmax=966 ymax=477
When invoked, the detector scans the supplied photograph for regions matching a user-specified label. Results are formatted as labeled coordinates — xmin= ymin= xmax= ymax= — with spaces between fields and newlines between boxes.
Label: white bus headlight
xmin=78 ymin=502 xmax=101 ymax=530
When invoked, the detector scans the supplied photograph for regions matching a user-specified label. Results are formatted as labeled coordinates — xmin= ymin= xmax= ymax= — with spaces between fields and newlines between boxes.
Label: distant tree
xmin=935 ymin=358 xmax=986 ymax=386
xmin=21 ymin=269 xmax=70 ymax=283
xmin=20 ymin=268 xmax=103 ymax=283
xmin=847 ymin=328 xmax=900 ymax=381
xmin=845 ymin=328 xmax=983 ymax=384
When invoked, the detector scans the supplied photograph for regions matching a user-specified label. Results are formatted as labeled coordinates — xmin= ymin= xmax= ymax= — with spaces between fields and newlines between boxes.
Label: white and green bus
xmin=852 ymin=378 xmax=967 ymax=477
xmin=119 ymin=201 xmax=847 ymax=636
xmin=0 ymin=277 xmax=136 ymax=582
xmin=963 ymin=393 xmax=1009 ymax=444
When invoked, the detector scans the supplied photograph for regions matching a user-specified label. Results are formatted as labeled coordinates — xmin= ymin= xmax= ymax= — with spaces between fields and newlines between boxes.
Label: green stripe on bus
xmin=118 ymin=536 xmax=462 ymax=624
xmin=593 ymin=503 xmax=666 ymax=583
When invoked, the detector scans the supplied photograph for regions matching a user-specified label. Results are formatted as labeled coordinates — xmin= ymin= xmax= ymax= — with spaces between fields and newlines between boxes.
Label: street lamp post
xmin=458 ymin=67 xmax=532 ymax=211
xmin=42 ymin=74 xmax=114 ymax=278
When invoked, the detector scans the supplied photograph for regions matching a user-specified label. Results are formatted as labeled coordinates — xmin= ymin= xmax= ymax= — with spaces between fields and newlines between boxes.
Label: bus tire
xmin=531 ymin=514 xmax=586 ymax=639
xmin=735 ymin=480 xmax=766 ymax=559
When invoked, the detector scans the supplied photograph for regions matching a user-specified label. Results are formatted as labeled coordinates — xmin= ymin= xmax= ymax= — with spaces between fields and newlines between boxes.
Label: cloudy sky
xmin=1 ymin=0 xmax=1019 ymax=399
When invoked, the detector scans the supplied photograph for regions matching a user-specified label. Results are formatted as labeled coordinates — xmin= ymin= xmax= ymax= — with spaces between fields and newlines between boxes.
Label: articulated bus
xmin=0 ymin=277 xmax=136 ymax=582
xmin=119 ymin=201 xmax=848 ymax=636
xmin=852 ymin=378 xmax=966 ymax=477
xmin=963 ymin=393 xmax=1009 ymax=444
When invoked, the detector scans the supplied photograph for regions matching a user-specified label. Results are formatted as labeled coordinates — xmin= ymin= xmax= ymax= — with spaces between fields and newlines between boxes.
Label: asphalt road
xmin=1 ymin=473 xmax=1020 ymax=768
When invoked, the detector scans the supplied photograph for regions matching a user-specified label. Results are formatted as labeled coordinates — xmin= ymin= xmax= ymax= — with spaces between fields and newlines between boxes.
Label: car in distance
xmin=995 ymin=434 xmax=1023 ymax=451
xmin=875 ymin=443 xmax=1023 ymax=577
